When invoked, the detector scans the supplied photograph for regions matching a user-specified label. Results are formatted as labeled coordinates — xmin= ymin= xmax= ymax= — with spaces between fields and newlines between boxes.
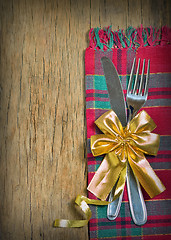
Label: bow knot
xmin=87 ymin=110 xmax=166 ymax=201
xmin=119 ymin=137 xmax=128 ymax=145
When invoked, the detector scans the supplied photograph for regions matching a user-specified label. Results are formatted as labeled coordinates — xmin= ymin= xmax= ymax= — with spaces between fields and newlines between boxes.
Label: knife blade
xmin=101 ymin=56 xmax=127 ymax=220
xmin=101 ymin=57 xmax=127 ymax=127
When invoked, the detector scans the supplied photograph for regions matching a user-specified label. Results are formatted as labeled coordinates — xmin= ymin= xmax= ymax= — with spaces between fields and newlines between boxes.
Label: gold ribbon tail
xmin=87 ymin=151 xmax=126 ymax=201
xmin=128 ymin=148 xmax=166 ymax=198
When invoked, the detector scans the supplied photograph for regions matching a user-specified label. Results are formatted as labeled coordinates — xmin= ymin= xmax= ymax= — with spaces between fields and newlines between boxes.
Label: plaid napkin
xmin=85 ymin=26 xmax=171 ymax=240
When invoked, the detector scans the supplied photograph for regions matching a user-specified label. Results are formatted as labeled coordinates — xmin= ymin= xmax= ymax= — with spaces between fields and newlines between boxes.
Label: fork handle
xmin=127 ymin=163 xmax=147 ymax=225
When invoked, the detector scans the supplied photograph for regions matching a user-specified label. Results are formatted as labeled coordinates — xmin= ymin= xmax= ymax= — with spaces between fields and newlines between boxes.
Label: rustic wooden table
xmin=0 ymin=0 xmax=170 ymax=240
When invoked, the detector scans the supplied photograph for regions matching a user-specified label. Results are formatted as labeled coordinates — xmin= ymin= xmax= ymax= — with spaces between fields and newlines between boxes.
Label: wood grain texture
xmin=0 ymin=0 xmax=170 ymax=240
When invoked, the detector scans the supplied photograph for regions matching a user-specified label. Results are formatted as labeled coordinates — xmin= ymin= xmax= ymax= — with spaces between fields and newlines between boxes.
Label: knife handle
xmin=126 ymin=163 xmax=147 ymax=225
xmin=107 ymin=184 xmax=124 ymax=220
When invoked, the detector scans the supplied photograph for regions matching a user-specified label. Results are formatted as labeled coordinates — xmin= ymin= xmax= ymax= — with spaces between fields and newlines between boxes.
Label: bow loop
xmin=127 ymin=110 xmax=157 ymax=134
xmin=95 ymin=110 xmax=124 ymax=137
xmin=91 ymin=134 xmax=122 ymax=156
xmin=129 ymin=132 xmax=160 ymax=156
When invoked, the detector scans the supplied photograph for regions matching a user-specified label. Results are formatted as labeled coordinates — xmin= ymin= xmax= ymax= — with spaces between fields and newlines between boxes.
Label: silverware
xmin=101 ymin=57 xmax=150 ymax=225
xmin=126 ymin=58 xmax=150 ymax=225
xmin=101 ymin=57 xmax=127 ymax=220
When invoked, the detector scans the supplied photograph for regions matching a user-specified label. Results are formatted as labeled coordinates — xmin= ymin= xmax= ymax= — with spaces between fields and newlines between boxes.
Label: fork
xmin=126 ymin=58 xmax=150 ymax=225
xmin=107 ymin=58 xmax=150 ymax=225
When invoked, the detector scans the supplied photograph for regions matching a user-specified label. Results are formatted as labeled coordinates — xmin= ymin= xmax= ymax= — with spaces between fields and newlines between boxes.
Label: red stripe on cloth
xmin=111 ymin=49 xmax=117 ymax=70
xmin=89 ymin=226 xmax=98 ymax=232
xmin=142 ymin=235 xmax=171 ymax=240
xmin=88 ymin=172 xmax=95 ymax=185
xmin=86 ymin=97 xmax=109 ymax=102
xmin=148 ymin=88 xmax=171 ymax=99
xmin=144 ymin=216 xmax=171 ymax=229
xmin=86 ymin=88 xmax=171 ymax=98
xmin=85 ymin=48 xmax=95 ymax=75
xmin=112 ymin=48 xmax=128 ymax=75
xmin=142 ymin=170 xmax=171 ymax=200
xmin=89 ymin=215 xmax=171 ymax=231
xmin=88 ymin=191 xmax=97 ymax=200
xmin=86 ymin=89 xmax=94 ymax=94
xmin=137 ymin=45 xmax=171 ymax=74
xmin=148 ymin=214 xmax=171 ymax=221
xmin=142 ymin=107 xmax=171 ymax=135
xmin=148 ymin=156 xmax=171 ymax=163
xmin=85 ymin=45 xmax=171 ymax=75
xmin=148 ymin=95 xmax=171 ymax=100
xmin=121 ymin=51 xmax=127 ymax=75
xmin=90 ymin=215 xmax=171 ymax=224
xmin=86 ymin=109 xmax=96 ymax=138
xmin=86 ymin=89 xmax=108 ymax=94
xmin=86 ymin=97 xmax=94 ymax=102
xmin=89 ymin=216 xmax=171 ymax=234
xmin=87 ymin=153 xmax=93 ymax=158
xmin=117 ymin=49 xmax=122 ymax=75
xmin=149 ymin=88 xmax=171 ymax=93
xmin=158 ymin=150 xmax=171 ymax=155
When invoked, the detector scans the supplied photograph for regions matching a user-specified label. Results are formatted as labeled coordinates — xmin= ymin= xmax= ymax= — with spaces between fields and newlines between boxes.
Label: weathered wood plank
xmin=141 ymin=0 xmax=171 ymax=27
xmin=90 ymin=0 xmax=128 ymax=29
xmin=127 ymin=0 xmax=142 ymax=27
xmin=0 ymin=0 xmax=89 ymax=239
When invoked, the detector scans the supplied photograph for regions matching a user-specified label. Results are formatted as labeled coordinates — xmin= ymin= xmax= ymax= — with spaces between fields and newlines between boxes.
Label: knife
xmin=101 ymin=57 xmax=127 ymax=220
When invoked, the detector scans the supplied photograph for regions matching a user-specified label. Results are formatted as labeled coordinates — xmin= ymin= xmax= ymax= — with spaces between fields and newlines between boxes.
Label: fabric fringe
xmin=89 ymin=25 xmax=171 ymax=50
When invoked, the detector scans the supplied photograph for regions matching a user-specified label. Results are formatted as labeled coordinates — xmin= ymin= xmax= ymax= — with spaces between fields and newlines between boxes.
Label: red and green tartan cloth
xmin=85 ymin=26 xmax=171 ymax=240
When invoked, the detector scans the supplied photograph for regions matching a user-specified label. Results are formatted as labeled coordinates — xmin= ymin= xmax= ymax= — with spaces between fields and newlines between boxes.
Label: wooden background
xmin=0 ymin=0 xmax=170 ymax=240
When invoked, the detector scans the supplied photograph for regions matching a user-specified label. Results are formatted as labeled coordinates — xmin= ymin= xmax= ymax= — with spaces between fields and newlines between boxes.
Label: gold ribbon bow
xmin=87 ymin=109 xmax=166 ymax=201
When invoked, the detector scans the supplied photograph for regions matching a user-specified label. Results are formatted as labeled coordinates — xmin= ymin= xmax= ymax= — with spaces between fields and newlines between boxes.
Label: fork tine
xmin=144 ymin=59 xmax=150 ymax=96
xmin=127 ymin=58 xmax=136 ymax=93
xmin=138 ymin=59 xmax=145 ymax=95
xmin=133 ymin=58 xmax=140 ymax=94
